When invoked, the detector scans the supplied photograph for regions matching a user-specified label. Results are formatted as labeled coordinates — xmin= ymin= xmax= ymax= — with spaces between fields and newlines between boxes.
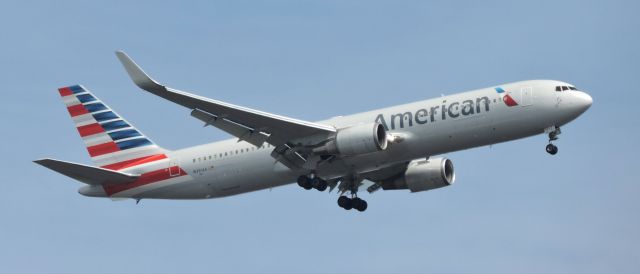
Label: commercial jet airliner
xmin=35 ymin=51 xmax=592 ymax=212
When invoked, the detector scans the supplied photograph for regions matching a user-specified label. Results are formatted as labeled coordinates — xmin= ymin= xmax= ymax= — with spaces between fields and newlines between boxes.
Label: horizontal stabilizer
xmin=34 ymin=158 xmax=139 ymax=185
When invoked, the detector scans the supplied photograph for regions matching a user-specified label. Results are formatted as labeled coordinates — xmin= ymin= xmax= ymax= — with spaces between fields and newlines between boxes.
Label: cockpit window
xmin=555 ymin=85 xmax=579 ymax=92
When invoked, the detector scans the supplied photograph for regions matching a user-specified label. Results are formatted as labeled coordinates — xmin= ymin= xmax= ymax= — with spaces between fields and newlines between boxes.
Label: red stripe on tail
xmin=87 ymin=142 xmax=120 ymax=157
xmin=77 ymin=123 xmax=105 ymax=137
xmin=67 ymin=104 xmax=89 ymax=117
xmin=58 ymin=87 xmax=73 ymax=97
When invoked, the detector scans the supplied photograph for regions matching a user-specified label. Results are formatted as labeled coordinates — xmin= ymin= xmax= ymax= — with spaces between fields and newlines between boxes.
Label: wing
xmin=115 ymin=51 xmax=336 ymax=149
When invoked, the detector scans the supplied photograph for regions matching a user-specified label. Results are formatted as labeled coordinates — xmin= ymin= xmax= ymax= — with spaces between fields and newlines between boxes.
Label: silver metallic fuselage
xmin=80 ymin=80 xmax=592 ymax=199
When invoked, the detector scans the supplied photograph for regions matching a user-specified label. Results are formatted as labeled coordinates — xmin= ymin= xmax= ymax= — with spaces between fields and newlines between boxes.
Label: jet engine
xmin=382 ymin=157 xmax=455 ymax=192
xmin=314 ymin=122 xmax=388 ymax=156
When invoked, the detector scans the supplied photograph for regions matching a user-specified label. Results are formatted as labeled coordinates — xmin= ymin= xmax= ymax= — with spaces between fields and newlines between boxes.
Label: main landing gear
xmin=297 ymin=174 xmax=328 ymax=191
xmin=545 ymin=126 xmax=561 ymax=155
xmin=337 ymin=195 xmax=367 ymax=212
xmin=297 ymin=174 xmax=369 ymax=212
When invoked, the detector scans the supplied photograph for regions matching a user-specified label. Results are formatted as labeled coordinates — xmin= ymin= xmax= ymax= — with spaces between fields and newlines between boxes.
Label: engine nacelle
xmin=383 ymin=157 xmax=455 ymax=192
xmin=314 ymin=122 xmax=388 ymax=156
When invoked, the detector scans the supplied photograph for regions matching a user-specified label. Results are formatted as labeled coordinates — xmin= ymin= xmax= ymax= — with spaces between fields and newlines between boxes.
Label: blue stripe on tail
xmin=116 ymin=138 xmax=153 ymax=150
xmin=100 ymin=120 xmax=130 ymax=131
xmin=108 ymin=129 xmax=142 ymax=141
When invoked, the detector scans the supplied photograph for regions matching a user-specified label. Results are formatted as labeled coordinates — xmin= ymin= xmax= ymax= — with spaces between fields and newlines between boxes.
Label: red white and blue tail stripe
xmin=58 ymin=85 xmax=168 ymax=170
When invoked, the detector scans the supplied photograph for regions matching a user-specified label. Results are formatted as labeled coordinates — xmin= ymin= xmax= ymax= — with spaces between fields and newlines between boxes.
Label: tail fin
xmin=58 ymin=85 xmax=167 ymax=170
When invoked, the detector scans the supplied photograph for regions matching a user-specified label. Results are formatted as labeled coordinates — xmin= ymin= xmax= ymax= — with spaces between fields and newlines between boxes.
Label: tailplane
xmin=57 ymin=85 xmax=167 ymax=170
xmin=34 ymin=158 xmax=139 ymax=185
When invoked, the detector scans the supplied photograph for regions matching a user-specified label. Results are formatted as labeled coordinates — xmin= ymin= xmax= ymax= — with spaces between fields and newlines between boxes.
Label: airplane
xmin=34 ymin=51 xmax=593 ymax=212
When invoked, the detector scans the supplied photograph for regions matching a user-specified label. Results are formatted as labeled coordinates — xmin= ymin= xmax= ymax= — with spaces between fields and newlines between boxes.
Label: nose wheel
xmin=545 ymin=143 xmax=558 ymax=155
xmin=545 ymin=126 xmax=561 ymax=155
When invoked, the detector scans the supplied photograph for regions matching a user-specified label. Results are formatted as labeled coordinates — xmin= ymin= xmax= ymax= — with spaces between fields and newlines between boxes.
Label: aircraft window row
xmin=191 ymin=143 xmax=272 ymax=163
xmin=555 ymin=86 xmax=578 ymax=92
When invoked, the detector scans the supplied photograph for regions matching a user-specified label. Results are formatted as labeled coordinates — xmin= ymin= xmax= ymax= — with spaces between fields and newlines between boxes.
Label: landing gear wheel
xmin=297 ymin=175 xmax=312 ymax=190
xmin=337 ymin=196 xmax=352 ymax=210
xmin=313 ymin=179 xmax=328 ymax=192
xmin=315 ymin=183 xmax=328 ymax=192
xmin=546 ymin=144 xmax=558 ymax=155
xmin=352 ymin=198 xmax=367 ymax=212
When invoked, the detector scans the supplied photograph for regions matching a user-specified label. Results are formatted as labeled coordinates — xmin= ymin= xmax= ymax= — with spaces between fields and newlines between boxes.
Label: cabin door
xmin=169 ymin=158 xmax=181 ymax=177
xmin=520 ymin=87 xmax=533 ymax=106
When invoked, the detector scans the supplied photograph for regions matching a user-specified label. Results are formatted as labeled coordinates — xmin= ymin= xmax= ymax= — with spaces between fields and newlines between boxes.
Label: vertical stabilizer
xmin=58 ymin=85 xmax=168 ymax=170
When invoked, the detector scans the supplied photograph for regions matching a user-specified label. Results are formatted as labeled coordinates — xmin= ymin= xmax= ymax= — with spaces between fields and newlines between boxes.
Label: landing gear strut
xmin=546 ymin=126 xmax=561 ymax=155
xmin=297 ymin=174 xmax=328 ymax=192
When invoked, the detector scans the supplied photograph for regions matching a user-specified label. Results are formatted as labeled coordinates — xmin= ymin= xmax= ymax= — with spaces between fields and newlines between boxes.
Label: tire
xmin=546 ymin=144 xmax=558 ymax=155
xmin=297 ymin=175 xmax=306 ymax=187
xmin=356 ymin=200 xmax=367 ymax=212
xmin=337 ymin=196 xmax=352 ymax=210
xmin=315 ymin=179 xmax=328 ymax=191
xmin=297 ymin=175 xmax=312 ymax=190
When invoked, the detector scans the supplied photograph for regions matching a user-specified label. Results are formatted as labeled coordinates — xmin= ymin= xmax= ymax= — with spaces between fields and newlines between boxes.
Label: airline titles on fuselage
xmin=375 ymin=96 xmax=492 ymax=130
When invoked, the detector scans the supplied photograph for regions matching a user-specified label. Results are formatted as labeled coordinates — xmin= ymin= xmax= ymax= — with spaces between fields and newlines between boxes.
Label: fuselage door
xmin=169 ymin=158 xmax=181 ymax=177
xmin=520 ymin=87 xmax=533 ymax=106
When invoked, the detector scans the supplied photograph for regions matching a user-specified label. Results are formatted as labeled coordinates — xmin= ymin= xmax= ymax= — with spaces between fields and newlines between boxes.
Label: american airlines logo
xmin=375 ymin=96 xmax=492 ymax=130
xmin=495 ymin=87 xmax=518 ymax=107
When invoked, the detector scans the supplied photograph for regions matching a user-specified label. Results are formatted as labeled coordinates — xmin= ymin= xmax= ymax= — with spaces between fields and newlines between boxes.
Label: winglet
xmin=115 ymin=50 xmax=166 ymax=93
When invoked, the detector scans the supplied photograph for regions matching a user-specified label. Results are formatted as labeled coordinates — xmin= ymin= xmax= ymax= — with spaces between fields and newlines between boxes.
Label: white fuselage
xmin=79 ymin=80 xmax=592 ymax=199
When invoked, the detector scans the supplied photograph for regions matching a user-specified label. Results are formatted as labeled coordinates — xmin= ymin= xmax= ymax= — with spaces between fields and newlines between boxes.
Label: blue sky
xmin=1 ymin=0 xmax=639 ymax=273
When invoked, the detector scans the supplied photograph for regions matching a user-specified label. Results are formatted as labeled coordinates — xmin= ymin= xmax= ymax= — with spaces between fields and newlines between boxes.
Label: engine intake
xmin=314 ymin=122 xmax=388 ymax=156
xmin=383 ymin=157 xmax=455 ymax=192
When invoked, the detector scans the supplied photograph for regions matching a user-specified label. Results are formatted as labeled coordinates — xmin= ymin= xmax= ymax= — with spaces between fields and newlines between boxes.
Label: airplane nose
xmin=575 ymin=91 xmax=593 ymax=110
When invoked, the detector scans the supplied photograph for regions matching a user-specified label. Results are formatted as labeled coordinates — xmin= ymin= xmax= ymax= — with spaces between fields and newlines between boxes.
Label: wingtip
xmin=33 ymin=158 xmax=53 ymax=166
xmin=115 ymin=50 xmax=165 ymax=92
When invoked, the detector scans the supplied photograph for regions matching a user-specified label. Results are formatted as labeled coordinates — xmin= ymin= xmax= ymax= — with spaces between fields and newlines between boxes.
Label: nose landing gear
xmin=545 ymin=126 xmax=561 ymax=155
